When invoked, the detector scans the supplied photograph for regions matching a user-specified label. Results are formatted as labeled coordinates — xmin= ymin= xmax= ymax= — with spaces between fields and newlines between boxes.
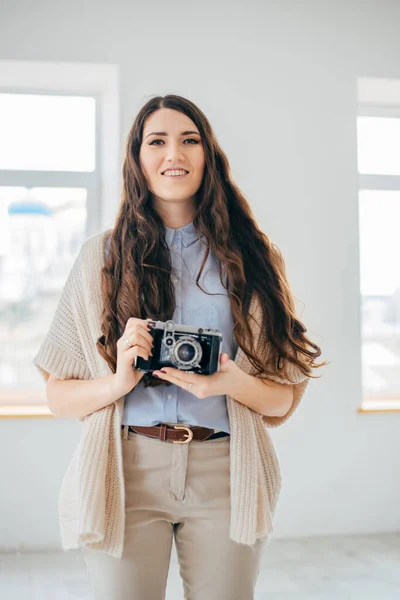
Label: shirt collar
xmin=164 ymin=221 xmax=203 ymax=248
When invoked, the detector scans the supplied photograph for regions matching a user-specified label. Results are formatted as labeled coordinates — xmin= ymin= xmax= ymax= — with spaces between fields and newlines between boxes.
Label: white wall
xmin=1 ymin=0 xmax=399 ymax=551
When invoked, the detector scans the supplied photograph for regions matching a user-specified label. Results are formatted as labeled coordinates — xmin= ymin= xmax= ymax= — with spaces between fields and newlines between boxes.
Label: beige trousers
xmin=82 ymin=425 xmax=267 ymax=600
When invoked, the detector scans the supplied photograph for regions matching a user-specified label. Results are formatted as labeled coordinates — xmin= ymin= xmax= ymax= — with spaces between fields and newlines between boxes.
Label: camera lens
xmin=171 ymin=336 xmax=202 ymax=369
xmin=177 ymin=343 xmax=196 ymax=363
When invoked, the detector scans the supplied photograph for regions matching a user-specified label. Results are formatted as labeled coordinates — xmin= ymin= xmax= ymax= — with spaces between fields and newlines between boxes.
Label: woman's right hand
xmin=111 ymin=317 xmax=155 ymax=397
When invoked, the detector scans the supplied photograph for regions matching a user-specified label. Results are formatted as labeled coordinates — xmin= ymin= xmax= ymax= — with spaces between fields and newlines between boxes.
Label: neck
xmin=152 ymin=196 xmax=196 ymax=229
xmin=163 ymin=217 xmax=193 ymax=229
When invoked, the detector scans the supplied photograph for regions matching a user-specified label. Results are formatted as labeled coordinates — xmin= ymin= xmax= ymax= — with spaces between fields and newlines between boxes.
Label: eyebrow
xmin=145 ymin=130 xmax=201 ymax=140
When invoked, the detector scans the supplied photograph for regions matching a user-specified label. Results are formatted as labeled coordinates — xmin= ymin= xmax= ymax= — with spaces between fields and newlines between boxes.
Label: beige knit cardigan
xmin=33 ymin=228 xmax=310 ymax=558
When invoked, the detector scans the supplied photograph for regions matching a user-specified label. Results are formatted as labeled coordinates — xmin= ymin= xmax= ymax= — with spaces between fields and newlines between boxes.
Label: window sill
xmin=359 ymin=398 xmax=400 ymax=413
xmin=0 ymin=405 xmax=53 ymax=418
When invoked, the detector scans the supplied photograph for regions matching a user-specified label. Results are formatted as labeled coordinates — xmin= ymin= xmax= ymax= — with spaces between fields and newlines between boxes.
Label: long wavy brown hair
xmin=96 ymin=94 xmax=326 ymax=388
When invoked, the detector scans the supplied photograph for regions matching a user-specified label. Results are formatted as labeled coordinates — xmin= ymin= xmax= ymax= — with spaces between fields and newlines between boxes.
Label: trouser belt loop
xmin=160 ymin=424 xmax=168 ymax=441
xmin=122 ymin=424 xmax=129 ymax=440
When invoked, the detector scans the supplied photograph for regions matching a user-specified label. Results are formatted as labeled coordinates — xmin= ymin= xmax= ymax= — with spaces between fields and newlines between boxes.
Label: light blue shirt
xmin=106 ymin=221 xmax=237 ymax=434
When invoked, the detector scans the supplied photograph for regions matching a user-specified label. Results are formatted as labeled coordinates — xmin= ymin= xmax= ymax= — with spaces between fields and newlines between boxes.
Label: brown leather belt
xmin=122 ymin=423 xmax=230 ymax=444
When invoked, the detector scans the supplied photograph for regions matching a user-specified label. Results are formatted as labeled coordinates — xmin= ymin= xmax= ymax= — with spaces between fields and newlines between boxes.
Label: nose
xmin=165 ymin=141 xmax=185 ymax=162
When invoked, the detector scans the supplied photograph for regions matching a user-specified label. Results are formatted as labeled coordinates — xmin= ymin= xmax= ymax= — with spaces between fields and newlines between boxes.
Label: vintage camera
xmin=134 ymin=319 xmax=223 ymax=375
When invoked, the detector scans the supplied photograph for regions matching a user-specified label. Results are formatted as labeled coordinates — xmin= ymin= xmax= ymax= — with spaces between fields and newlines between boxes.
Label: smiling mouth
xmin=162 ymin=172 xmax=189 ymax=178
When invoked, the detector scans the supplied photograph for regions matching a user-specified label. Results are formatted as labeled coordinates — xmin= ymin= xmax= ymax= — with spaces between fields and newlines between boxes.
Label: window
xmin=357 ymin=116 xmax=400 ymax=176
xmin=0 ymin=185 xmax=87 ymax=405
xmin=0 ymin=60 xmax=119 ymax=417
xmin=0 ymin=93 xmax=96 ymax=171
xmin=0 ymin=92 xmax=96 ymax=410
xmin=357 ymin=105 xmax=400 ymax=410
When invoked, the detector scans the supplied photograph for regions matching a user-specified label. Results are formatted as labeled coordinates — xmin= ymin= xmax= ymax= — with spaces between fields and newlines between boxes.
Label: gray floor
xmin=0 ymin=533 xmax=399 ymax=599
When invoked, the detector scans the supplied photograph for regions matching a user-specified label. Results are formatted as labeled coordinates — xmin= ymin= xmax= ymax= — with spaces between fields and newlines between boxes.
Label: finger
xmin=129 ymin=345 xmax=151 ymax=361
xmin=153 ymin=368 xmax=199 ymax=384
xmin=160 ymin=373 xmax=191 ymax=391
xmin=220 ymin=353 xmax=229 ymax=365
xmin=125 ymin=326 xmax=154 ymax=347
xmin=152 ymin=370 xmax=193 ymax=388
xmin=126 ymin=317 xmax=152 ymax=328
xmin=119 ymin=339 xmax=151 ymax=361
xmin=121 ymin=331 xmax=153 ymax=354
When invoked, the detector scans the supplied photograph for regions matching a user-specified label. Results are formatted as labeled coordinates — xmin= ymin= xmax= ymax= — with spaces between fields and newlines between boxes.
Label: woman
xmin=33 ymin=94 xmax=324 ymax=600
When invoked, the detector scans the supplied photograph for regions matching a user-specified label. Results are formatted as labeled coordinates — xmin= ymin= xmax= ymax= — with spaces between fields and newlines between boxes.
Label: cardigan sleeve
xmin=257 ymin=343 xmax=310 ymax=428
xmin=32 ymin=248 xmax=92 ymax=383
xmin=259 ymin=357 xmax=310 ymax=428
xmin=242 ymin=292 xmax=311 ymax=428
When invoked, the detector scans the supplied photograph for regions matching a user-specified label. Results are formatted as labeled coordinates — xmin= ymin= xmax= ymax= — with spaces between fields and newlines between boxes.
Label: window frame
xmin=0 ymin=88 xmax=101 ymax=237
xmin=0 ymin=60 xmax=120 ymax=417
xmin=357 ymin=105 xmax=400 ymax=192
xmin=357 ymin=103 xmax=400 ymax=411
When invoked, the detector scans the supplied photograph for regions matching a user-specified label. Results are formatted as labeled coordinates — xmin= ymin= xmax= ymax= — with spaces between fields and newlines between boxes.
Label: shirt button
xmin=167 ymin=393 xmax=173 ymax=400
xmin=172 ymin=276 xmax=178 ymax=284
xmin=172 ymin=244 xmax=177 ymax=250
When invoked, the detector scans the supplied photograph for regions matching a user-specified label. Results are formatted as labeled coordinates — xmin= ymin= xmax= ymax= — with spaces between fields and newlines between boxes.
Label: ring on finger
xmin=124 ymin=337 xmax=131 ymax=348
xmin=188 ymin=382 xmax=193 ymax=392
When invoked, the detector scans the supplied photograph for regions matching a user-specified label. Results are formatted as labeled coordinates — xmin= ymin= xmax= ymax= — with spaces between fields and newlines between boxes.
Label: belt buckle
xmin=173 ymin=425 xmax=193 ymax=444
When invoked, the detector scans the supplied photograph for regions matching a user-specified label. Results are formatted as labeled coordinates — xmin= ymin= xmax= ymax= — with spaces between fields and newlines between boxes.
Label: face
xmin=139 ymin=108 xmax=205 ymax=212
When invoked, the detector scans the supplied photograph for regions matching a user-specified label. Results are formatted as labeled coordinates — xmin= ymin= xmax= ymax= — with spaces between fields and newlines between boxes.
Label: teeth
xmin=163 ymin=170 xmax=188 ymax=177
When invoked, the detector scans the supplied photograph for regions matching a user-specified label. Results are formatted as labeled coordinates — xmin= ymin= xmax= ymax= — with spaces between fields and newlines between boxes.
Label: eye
xmin=149 ymin=138 xmax=200 ymax=146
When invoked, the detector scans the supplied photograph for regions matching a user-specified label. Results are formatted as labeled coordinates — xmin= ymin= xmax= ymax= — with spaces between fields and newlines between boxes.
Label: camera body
xmin=134 ymin=319 xmax=223 ymax=375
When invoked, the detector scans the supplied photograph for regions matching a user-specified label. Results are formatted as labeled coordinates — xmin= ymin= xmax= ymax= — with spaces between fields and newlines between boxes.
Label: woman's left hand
xmin=152 ymin=353 xmax=238 ymax=398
